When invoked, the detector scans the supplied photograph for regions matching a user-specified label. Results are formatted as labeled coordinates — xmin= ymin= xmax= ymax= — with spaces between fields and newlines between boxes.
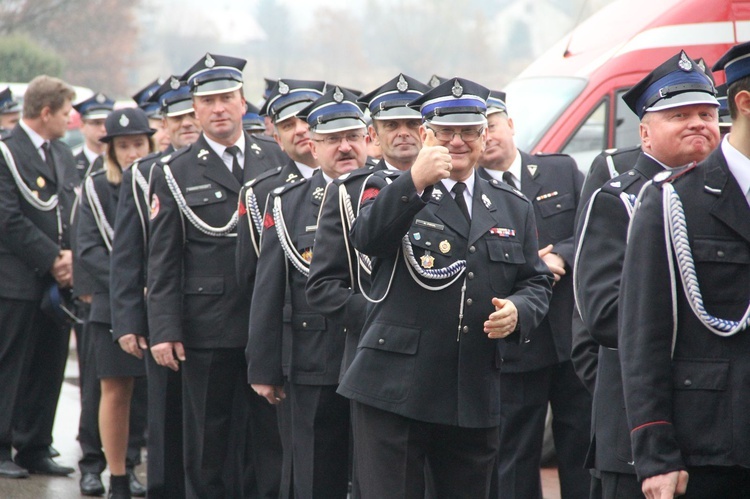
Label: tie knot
xmin=41 ymin=141 xmax=50 ymax=153
xmin=502 ymin=171 xmax=514 ymax=184
xmin=225 ymin=145 xmax=240 ymax=157
xmin=452 ymin=182 xmax=467 ymax=196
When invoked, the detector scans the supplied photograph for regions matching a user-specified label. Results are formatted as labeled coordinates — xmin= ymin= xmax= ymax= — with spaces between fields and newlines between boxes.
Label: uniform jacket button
xmin=197 ymin=286 xmax=204 ymax=292
xmin=466 ymin=298 xmax=473 ymax=306
xmin=378 ymin=338 xmax=385 ymax=345
xmin=467 ymin=271 xmax=475 ymax=279
xmin=462 ymin=326 xmax=469 ymax=333
xmin=401 ymin=196 xmax=409 ymax=202
xmin=717 ymin=250 xmax=725 ymax=258
xmin=469 ymin=246 xmax=476 ymax=253
xmin=683 ymin=379 xmax=692 ymax=387
xmin=302 ymin=321 xmax=308 ymax=328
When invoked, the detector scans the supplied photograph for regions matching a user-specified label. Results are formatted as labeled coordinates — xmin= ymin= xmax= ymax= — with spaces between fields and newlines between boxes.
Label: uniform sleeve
xmin=618 ymin=183 xmax=684 ymax=481
xmin=551 ymin=160 xmax=584 ymax=266
xmin=0 ymin=152 xmax=59 ymax=275
xmin=570 ymin=310 xmax=598 ymax=394
xmin=75 ymin=179 xmax=110 ymax=292
xmin=110 ymin=167 xmax=148 ymax=340
xmin=351 ymin=170 xmax=429 ymax=257
xmin=246 ymin=194 xmax=286 ymax=386
xmin=576 ymin=190 xmax=631 ymax=348
xmin=306 ymin=181 xmax=367 ymax=335
xmin=505 ymin=201 xmax=554 ymax=341
xmin=146 ymin=166 xmax=185 ymax=345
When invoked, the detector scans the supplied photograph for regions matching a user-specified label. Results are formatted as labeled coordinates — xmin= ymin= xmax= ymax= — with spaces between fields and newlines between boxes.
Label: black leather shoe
xmin=127 ymin=468 xmax=146 ymax=497
xmin=0 ymin=460 xmax=29 ymax=479
xmin=14 ymin=456 xmax=74 ymax=476
xmin=48 ymin=445 xmax=60 ymax=458
xmin=80 ymin=472 xmax=105 ymax=496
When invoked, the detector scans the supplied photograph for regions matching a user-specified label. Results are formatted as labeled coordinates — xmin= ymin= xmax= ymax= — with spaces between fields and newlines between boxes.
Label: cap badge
xmin=678 ymin=52 xmax=692 ymax=72
xmin=396 ymin=75 xmax=408 ymax=93
xmin=170 ymin=77 xmax=180 ymax=90
xmin=333 ymin=87 xmax=344 ymax=103
xmin=278 ymin=81 xmax=289 ymax=95
xmin=451 ymin=80 xmax=463 ymax=98
xmin=119 ymin=113 xmax=129 ymax=127
xmin=95 ymin=93 xmax=106 ymax=103
xmin=429 ymin=76 xmax=441 ymax=88
xmin=205 ymin=54 xmax=215 ymax=68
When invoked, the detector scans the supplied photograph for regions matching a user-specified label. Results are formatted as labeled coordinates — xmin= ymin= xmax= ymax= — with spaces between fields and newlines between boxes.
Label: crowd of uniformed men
xmin=0 ymin=40 xmax=748 ymax=499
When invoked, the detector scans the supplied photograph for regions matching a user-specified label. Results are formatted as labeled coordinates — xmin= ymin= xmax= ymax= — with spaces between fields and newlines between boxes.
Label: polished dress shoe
xmin=127 ymin=468 xmax=146 ymax=497
xmin=48 ymin=445 xmax=60 ymax=458
xmin=80 ymin=471 xmax=105 ymax=496
xmin=14 ymin=456 xmax=74 ymax=476
xmin=108 ymin=474 xmax=130 ymax=499
xmin=0 ymin=460 xmax=29 ymax=478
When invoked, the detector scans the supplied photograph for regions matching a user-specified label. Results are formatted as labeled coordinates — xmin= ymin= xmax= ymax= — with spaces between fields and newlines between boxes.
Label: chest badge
xmin=420 ymin=253 xmax=435 ymax=269
xmin=490 ymin=227 xmax=516 ymax=238
xmin=36 ymin=176 xmax=46 ymax=188
xmin=438 ymin=240 xmax=451 ymax=254
xmin=301 ymin=248 xmax=313 ymax=263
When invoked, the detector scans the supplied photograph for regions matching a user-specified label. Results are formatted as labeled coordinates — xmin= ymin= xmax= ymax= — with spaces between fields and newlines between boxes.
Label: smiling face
xmin=164 ymin=112 xmax=201 ymax=149
xmin=640 ymin=104 xmax=720 ymax=167
xmin=310 ymin=128 xmax=368 ymax=178
xmin=481 ymin=112 xmax=517 ymax=170
xmin=420 ymin=123 xmax=487 ymax=180
xmin=370 ymin=118 xmax=422 ymax=170
xmin=192 ymin=89 xmax=246 ymax=146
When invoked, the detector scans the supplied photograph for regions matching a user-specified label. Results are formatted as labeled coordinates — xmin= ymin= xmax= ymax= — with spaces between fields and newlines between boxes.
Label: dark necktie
xmin=502 ymin=171 xmax=517 ymax=189
xmin=226 ymin=145 xmax=243 ymax=184
xmin=41 ymin=142 xmax=56 ymax=183
xmin=452 ymin=182 xmax=471 ymax=222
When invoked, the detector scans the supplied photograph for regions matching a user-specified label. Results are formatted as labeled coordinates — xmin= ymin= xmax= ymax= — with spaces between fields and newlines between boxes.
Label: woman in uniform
xmin=76 ymin=107 xmax=155 ymax=499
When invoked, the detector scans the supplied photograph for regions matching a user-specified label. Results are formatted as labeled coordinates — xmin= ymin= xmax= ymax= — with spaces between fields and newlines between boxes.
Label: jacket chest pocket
xmin=296 ymin=232 xmax=316 ymax=255
xmin=184 ymin=188 xmax=227 ymax=207
xmin=486 ymin=238 xmax=525 ymax=294
xmin=691 ymin=237 xmax=750 ymax=304
xmin=409 ymin=225 xmax=459 ymax=268
xmin=536 ymin=193 xmax=575 ymax=240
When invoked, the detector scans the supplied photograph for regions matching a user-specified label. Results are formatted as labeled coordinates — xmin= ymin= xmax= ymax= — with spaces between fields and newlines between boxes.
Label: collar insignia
xmin=527 ymin=164 xmax=538 ymax=176
xmin=197 ymin=149 xmax=209 ymax=159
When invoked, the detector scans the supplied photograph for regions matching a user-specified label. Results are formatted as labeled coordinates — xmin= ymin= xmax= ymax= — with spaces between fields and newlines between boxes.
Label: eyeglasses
xmin=425 ymin=126 xmax=484 ymax=143
xmin=312 ymin=132 xmax=367 ymax=146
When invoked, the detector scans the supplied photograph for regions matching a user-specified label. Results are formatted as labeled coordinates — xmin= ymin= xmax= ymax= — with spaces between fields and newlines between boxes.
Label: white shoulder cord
xmin=132 ymin=163 xmax=149 ymax=248
xmin=244 ymin=186 xmax=263 ymax=256
xmin=572 ymin=187 xmax=601 ymax=308
xmin=663 ymin=183 xmax=750 ymax=343
xmin=0 ymin=140 xmax=58 ymax=211
xmin=163 ymin=164 xmax=237 ymax=237
xmin=606 ymin=154 xmax=619 ymax=179
xmin=84 ymin=175 xmax=113 ymax=253
xmin=272 ymin=194 xmax=310 ymax=277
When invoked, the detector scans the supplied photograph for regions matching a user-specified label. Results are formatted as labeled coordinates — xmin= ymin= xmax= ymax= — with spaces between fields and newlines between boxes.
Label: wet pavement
xmin=0 ymin=341 xmax=561 ymax=498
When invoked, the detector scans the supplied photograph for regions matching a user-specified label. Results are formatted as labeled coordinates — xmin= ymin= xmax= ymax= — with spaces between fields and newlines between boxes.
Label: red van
xmin=505 ymin=0 xmax=750 ymax=170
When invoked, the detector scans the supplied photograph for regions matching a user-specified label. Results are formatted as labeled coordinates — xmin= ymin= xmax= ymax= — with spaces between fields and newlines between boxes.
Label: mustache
xmin=336 ymin=153 xmax=356 ymax=161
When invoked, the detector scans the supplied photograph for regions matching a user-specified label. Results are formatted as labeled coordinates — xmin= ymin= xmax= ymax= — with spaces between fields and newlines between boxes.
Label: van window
xmin=505 ymin=77 xmax=587 ymax=152
xmin=614 ymin=89 xmax=641 ymax=148
xmin=562 ymin=99 xmax=607 ymax=172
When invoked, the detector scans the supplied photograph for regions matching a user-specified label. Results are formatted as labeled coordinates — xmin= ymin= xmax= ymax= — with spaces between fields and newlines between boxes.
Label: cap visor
xmin=646 ymin=91 xmax=719 ymax=113
xmin=427 ymin=113 xmax=487 ymax=126
xmin=192 ymin=81 xmax=243 ymax=97
xmin=312 ymin=118 xmax=366 ymax=134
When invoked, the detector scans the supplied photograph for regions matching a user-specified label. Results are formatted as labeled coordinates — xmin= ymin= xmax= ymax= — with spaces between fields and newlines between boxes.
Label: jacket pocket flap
xmin=672 ymin=358 xmax=729 ymax=391
xmin=537 ymin=193 xmax=575 ymax=218
xmin=184 ymin=189 xmax=227 ymax=207
xmin=487 ymin=238 xmax=525 ymax=264
xmin=183 ymin=275 xmax=224 ymax=295
xmin=296 ymin=232 xmax=316 ymax=251
xmin=291 ymin=313 xmax=327 ymax=331
xmin=693 ymin=238 xmax=750 ymax=264
xmin=361 ymin=323 xmax=420 ymax=355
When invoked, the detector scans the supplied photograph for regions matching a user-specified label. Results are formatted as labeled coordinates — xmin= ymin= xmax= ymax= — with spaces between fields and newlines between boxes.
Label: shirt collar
xmin=295 ymin=162 xmax=318 ymax=180
xmin=383 ymin=160 xmax=401 ymax=171
xmin=83 ymin=145 xmax=100 ymax=165
xmin=204 ymin=132 xmax=246 ymax=159
xmin=722 ymin=134 xmax=750 ymax=197
xmin=482 ymin=149 xmax=521 ymax=186
xmin=441 ymin=170 xmax=476 ymax=198
xmin=19 ymin=119 xmax=46 ymax=152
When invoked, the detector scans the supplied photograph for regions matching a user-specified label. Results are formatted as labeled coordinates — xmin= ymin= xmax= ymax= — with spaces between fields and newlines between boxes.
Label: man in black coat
xmin=477 ymin=91 xmax=587 ymax=499
xmin=0 ymin=75 xmax=78 ymax=478
xmin=618 ymin=42 xmax=750 ymax=498
xmin=147 ymin=53 xmax=281 ymax=498
xmin=339 ymin=78 xmax=553 ymax=498
xmin=575 ymin=51 xmax=721 ymax=499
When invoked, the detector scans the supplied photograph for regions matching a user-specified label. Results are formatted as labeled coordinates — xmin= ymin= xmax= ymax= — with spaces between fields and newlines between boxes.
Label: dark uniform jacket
xmin=338 ymin=169 xmax=553 ymax=428
xmin=0 ymin=125 xmax=77 ymax=300
xmin=571 ymin=145 xmax=642 ymax=394
xmin=305 ymin=160 xmax=382 ymax=377
xmin=147 ymin=133 xmax=276 ymax=349
xmin=619 ymin=147 xmax=750 ymax=481
xmin=574 ymin=152 xmax=661 ymax=474
xmin=71 ymin=155 xmax=105 ymax=300
xmin=110 ymin=150 xmax=166 ymax=341
xmin=248 ymin=173 xmax=346 ymax=386
xmin=74 ymin=149 xmax=102 ymax=183
xmin=479 ymin=151 xmax=583 ymax=372
xmin=76 ymin=169 xmax=119 ymax=325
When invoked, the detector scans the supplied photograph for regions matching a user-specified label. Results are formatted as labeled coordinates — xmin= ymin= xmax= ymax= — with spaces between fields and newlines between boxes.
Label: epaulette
xmin=533 ymin=152 xmax=572 ymax=158
xmin=600 ymin=169 xmax=640 ymax=195
xmin=245 ymin=165 xmax=283 ymax=188
xmin=89 ymin=168 xmax=107 ymax=178
xmin=338 ymin=166 xmax=379 ymax=184
xmin=270 ymin=176 xmax=308 ymax=197
xmin=607 ymin=144 xmax=641 ymax=157
xmin=652 ymin=162 xmax=698 ymax=186
xmin=159 ymin=145 xmax=191 ymax=164
xmin=253 ymin=134 xmax=277 ymax=145
xmin=486 ymin=177 xmax=528 ymax=200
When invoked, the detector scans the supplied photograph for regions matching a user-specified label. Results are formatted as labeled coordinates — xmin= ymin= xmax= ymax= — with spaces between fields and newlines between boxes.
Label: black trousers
xmin=181 ymin=347 xmax=281 ymax=499
xmin=494 ymin=361 xmax=592 ymax=499
xmin=277 ymin=377 xmax=294 ymax=499
xmin=12 ymin=302 xmax=70 ymax=461
xmin=0 ymin=299 xmax=37 ymax=461
xmin=77 ymin=310 xmax=145 ymax=474
xmin=289 ymin=383 xmax=350 ymax=499
xmin=682 ymin=466 xmax=750 ymax=499
xmin=352 ymin=401 xmax=499 ymax=499
xmin=144 ymin=351 xmax=184 ymax=499
xmin=600 ymin=471 xmax=643 ymax=499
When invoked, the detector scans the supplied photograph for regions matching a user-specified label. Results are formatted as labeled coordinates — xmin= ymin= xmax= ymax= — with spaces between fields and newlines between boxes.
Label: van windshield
xmin=504 ymin=77 xmax=587 ymax=152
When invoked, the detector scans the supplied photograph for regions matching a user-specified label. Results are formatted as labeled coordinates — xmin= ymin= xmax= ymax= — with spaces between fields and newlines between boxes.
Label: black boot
xmin=108 ymin=474 xmax=131 ymax=499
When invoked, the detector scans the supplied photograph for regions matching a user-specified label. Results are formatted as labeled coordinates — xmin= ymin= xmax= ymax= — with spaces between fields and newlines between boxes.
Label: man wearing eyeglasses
xmin=477 ymin=92 xmax=587 ymax=499
xmin=248 ymin=86 xmax=368 ymax=499
xmin=338 ymin=78 xmax=553 ymax=498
